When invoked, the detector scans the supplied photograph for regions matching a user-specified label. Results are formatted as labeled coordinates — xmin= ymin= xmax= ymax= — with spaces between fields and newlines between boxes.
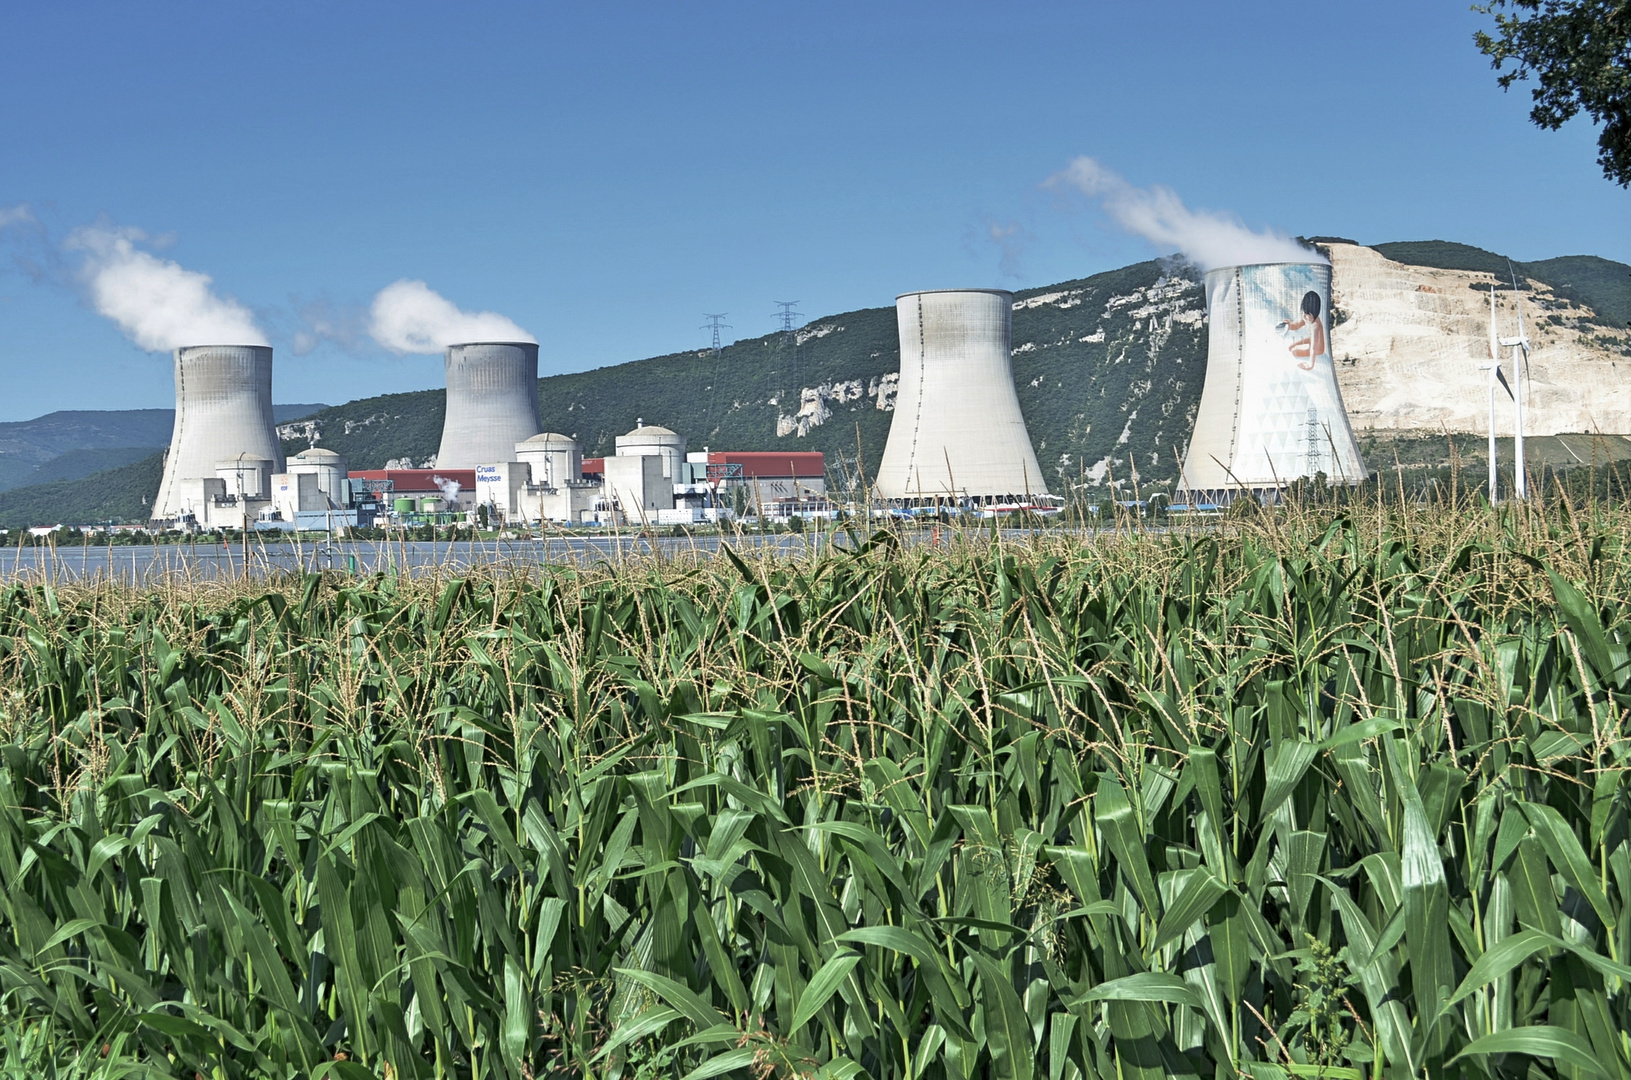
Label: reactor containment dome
xmin=873 ymin=289 xmax=1048 ymax=502
xmin=1179 ymin=262 xmax=1367 ymax=497
xmin=152 ymin=345 xmax=284 ymax=522
xmin=436 ymin=342 xmax=542 ymax=469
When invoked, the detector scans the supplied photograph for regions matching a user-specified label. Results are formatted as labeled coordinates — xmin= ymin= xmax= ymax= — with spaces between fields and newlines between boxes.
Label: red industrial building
xmin=689 ymin=451 xmax=826 ymax=501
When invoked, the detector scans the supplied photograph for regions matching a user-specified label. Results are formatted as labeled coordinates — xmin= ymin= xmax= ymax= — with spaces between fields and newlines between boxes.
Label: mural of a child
xmin=1278 ymin=290 xmax=1327 ymax=371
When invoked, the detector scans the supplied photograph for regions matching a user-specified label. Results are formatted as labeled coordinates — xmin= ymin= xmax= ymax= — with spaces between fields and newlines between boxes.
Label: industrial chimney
xmin=435 ymin=342 xmax=543 ymax=469
xmin=151 ymin=345 xmax=284 ymax=522
xmin=873 ymin=289 xmax=1048 ymax=502
xmin=1178 ymin=262 xmax=1367 ymax=499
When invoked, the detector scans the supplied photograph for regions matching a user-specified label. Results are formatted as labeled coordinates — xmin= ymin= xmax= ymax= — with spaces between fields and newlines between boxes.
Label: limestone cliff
xmin=1329 ymin=243 xmax=1631 ymax=435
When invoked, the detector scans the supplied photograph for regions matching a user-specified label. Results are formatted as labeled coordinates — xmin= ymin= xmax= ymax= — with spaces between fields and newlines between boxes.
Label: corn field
xmin=1 ymin=506 xmax=1630 ymax=1079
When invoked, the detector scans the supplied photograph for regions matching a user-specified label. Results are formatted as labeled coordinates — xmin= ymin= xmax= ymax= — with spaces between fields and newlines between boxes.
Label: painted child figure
xmin=1281 ymin=290 xmax=1328 ymax=371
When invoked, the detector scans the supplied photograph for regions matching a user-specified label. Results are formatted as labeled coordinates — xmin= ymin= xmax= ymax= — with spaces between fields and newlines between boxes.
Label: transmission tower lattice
xmin=701 ymin=314 xmax=732 ymax=358
xmin=774 ymin=301 xmax=802 ymax=341
xmin=1305 ymin=408 xmax=1323 ymax=479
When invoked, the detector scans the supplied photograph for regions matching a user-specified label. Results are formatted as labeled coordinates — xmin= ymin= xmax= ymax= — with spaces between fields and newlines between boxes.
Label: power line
xmin=774 ymin=301 xmax=804 ymax=396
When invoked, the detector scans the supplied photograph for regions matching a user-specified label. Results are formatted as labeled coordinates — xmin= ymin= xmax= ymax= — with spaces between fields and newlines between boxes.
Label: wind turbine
xmin=1479 ymin=283 xmax=1513 ymax=501
xmin=1498 ymin=262 xmax=1533 ymax=499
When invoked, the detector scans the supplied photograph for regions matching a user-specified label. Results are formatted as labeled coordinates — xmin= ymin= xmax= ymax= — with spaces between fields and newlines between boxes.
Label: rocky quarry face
xmin=1329 ymin=243 xmax=1631 ymax=435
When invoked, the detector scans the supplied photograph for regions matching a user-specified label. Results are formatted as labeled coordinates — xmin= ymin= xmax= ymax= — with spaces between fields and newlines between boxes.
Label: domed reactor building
xmin=1179 ymin=262 xmax=1367 ymax=501
xmin=873 ymin=289 xmax=1049 ymax=505
xmin=436 ymin=342 xmax=542 ymax=469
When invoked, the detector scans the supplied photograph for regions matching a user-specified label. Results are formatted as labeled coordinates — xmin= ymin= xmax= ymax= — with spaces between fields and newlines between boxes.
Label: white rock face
xmin=775 ymin=379 xmax=866 ymax=437
xmin=1329 ymin=244 xmax=1631 ymax=434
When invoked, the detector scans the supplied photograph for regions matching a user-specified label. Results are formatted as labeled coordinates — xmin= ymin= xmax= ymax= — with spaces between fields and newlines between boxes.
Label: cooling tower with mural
xmin=1179 ymin=262 xmax=1367 ymax=496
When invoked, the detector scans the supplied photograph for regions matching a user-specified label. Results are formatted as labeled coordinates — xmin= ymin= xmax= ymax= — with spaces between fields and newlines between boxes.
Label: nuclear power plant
xmin=1179 ymin=262 xmax=1367 ymax=499
xmin=119 ymin=262 xmax=1382 ymax=536
xmin=873 ymin=289 xmax=1049 ymax=503
xmin=435 ymin=342 xmax=543 ymax=469
xmin=151 ymin=345 xmax=285 ymax=524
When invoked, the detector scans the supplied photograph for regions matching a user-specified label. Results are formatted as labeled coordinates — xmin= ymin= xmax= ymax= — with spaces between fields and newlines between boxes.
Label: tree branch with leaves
xmin=1474 ymin=0 xmax=1631 ymax=185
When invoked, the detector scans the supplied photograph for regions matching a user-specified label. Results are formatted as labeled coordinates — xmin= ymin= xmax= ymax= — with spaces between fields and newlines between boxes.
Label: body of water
xmin=0 ymin=532 xmax=834 ymax=582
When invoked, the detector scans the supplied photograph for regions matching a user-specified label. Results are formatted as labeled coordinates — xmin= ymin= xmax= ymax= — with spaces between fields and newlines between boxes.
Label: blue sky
xmin=0 ymin=0 xmax=1625 ymax=421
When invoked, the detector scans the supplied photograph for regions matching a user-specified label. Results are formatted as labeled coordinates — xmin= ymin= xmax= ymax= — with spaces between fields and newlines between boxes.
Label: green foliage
xmin=1292 ymin=935 xmax=1355 ymax=1072
xmin=2 ymin=504 xmax=1631 ymax=1077
xmin=1474 ymin=0 xmax=1631 ymax=186
xmin=0 ymin=451 xmax=164 ymax=529
xmin=1524 ymin=254 xmax=1631 ymax=330
xmin=20 ymin=447 xmax=165 ymax=488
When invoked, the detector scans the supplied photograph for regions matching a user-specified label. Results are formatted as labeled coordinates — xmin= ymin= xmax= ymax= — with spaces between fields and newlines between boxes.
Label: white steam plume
xmin=1050 ymin=157 xmax=1324 ymax=271
xmin=368 ymin=279 xmax=534 ymax=354
xmin=66 ymin=225 xmax=267 ymax=351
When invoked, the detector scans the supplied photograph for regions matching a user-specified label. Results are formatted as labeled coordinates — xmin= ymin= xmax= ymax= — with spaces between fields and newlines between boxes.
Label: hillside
xmin=4 ymin=241 xmax=1629 ymax=526
xmin=1329 ymin=242 xmax=1631 ymax=434
xmin=1374 ymin=241 xmax=1630 ymax=329
xmin=0 ymin=451 xmax=164 ymax=530
xmin=280 ymin=240 xmax=1630 ymax=495
xmin=283 ymin=258 xmax=1209 ymax=495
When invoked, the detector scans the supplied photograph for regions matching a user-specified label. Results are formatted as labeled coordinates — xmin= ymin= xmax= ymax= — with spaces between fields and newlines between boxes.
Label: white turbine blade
xmin=1488 ymin=283 xmax=1499 ymax=360
xmin=1509 ymin=259 xmax=1531 ymax=343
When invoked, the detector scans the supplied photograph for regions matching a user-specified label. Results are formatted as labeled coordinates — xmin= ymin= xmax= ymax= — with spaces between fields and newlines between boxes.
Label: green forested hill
xmin=284 ymin=258 xmax=1209 ymax=497
xmin=0 ymin=452 xmax=164 ymax=529
xmin=275 ymin=245 xmax=1620 ymax=497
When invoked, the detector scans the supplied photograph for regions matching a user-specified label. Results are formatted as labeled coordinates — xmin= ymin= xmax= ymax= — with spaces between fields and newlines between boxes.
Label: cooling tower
xmin=874 ymin=289 xmax=1048 ymax=501
xmin=1179 ymin=263 xmax=1367 ymax=496
xmin=152 ymin=345 xmax=284 ymax=522
xmin=436 ymin=342 xmax=542 ymax=469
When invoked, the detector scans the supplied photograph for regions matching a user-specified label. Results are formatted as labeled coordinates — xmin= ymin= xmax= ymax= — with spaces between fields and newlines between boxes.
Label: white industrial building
xmin=267 ymin=447 xmax=361 ymax=529
xmin=602 ymin=423 xmax=685 ymax=523
xmin=1178 ymin=262 xmax=1367 ymax=500
xmin=682 ymin=451 xmax=826 ymax=502
xmin=152 ymin=345 xmax=286 ymax=527
xmin=436 ymin=342 xmax=543 ymax=469
xmin=873 ymin=290 xmax=1050 ymax=504
xmin=476 ymin=433 xmax=602 ymax=526
xmin=474 ymin=422 xmax=804 ymax=528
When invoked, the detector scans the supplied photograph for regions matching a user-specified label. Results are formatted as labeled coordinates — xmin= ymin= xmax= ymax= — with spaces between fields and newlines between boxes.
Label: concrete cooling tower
xmin=874 ymin=289 xmax=1048 ymax=502
xmin=436 ymin=342 xmax=542 ymax=469
xmin=152 ymin=345 xmax=284 ymax=522
xmin=1179 ymin=263 xmax=1367 ymax=497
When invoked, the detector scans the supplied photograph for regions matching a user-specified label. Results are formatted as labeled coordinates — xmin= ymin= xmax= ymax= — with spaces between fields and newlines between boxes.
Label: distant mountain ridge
xmin=0 ymin=404 xmax=326 ymax=493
